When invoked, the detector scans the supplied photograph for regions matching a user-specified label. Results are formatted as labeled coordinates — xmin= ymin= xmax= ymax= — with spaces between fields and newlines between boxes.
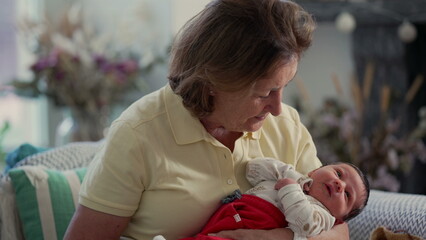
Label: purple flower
xmin=340 ymin=112 xmax=357 ymax=139
xmin=53 ymin=70 xmax=66 ymax=80
xmin=321 ymin=114 xmax=339 ymax=128
xmin=112 ymin=71 xmax=127 ymax=84
xmin=30 ymin=52 xmax=59 ymax=72
xmin=94 ymin=54 xmax=108 ymax=68
xmin=30 ymin=58 xmax=50 ymax=72
xmin=371 ymin=166 xmax=401 ymax=192
xmin=116 ymin=60 xmax=138 ymax=74
xmin=94 ymin=56 xmax=115 ymax=74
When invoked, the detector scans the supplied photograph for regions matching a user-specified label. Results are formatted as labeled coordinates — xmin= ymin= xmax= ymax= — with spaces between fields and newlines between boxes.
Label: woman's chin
xmin=244 ymin=120 xmax=265 ymax=132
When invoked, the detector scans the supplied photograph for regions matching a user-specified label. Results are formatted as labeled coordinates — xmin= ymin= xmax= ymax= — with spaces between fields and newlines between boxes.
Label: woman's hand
xmin=214 ymin=228 xmax=294 ymax=240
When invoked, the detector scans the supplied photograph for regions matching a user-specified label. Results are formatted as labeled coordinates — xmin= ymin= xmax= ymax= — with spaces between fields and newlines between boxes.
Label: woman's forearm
xmin=215 ymin=223 xmax=349 ymax=240
xmin=215 ymin=228 xmax=294 ymax=240
xmin=308 ymin=223 xmax=349 ymax=240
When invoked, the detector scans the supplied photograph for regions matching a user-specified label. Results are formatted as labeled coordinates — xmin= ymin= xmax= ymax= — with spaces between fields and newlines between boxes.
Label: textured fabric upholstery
xmin=348 ymin=190 xmax=426 ymax=240
xmin=0 ymin=141 xmax=102 ymax=240
xmin=1 ymin=141 xmax=426 ymax=240
xmin=12 ymin=141 xmax=102 ymax=170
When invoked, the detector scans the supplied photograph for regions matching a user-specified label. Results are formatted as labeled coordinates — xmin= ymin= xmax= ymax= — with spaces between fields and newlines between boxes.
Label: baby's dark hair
xmin=339 ymin=162 xmax=370 ymax=222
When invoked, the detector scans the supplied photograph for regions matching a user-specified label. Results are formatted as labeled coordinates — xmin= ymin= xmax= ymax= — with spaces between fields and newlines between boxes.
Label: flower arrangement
xmin=306 ymin=98 xmax=426 ymax=192
xmin=295 ymin=66 xmax=426 ymax=192
xmin=12 ymin=4 xmax=165 ymax=142
xmin=15 ymin=47 xmax=140 ymax=110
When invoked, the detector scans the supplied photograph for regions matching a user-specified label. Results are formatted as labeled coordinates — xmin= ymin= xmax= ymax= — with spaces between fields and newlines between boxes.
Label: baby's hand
xmin=275 ymin=178 xmax=297 ymax=190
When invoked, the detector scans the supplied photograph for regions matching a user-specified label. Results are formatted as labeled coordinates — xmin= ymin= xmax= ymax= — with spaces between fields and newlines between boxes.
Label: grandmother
xmin=64 ymin=0 xmax=349 ymax=239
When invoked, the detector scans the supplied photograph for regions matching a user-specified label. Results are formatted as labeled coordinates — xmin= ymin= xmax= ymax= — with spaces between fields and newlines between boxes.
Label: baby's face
xmin=306 ymin=164 xmax=365 ymax=221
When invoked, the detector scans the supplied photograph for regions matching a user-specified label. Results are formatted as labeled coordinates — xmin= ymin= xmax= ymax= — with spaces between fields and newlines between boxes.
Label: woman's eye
xmin=336 ymin=171 xmax=342 ymax=178
xmin=259 ymin=93 xmax=270 ymax=99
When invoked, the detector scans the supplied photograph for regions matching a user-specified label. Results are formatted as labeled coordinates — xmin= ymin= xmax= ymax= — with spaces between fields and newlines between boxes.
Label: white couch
xmin=1 ymin=141 xmax=425 ymax=240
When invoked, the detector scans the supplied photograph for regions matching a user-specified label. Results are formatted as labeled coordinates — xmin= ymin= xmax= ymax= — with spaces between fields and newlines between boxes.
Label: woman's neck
xmin=200 ymin=118 xmax=242 ymax=151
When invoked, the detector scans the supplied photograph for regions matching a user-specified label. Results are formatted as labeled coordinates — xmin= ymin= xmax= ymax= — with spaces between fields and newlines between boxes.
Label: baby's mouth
xmin=325 ymin=184 xmax=332 ymax=196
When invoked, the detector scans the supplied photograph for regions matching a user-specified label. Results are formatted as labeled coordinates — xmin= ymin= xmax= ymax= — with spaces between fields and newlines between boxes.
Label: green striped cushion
xmin=9 ymin=166 xmax=86 ymax=240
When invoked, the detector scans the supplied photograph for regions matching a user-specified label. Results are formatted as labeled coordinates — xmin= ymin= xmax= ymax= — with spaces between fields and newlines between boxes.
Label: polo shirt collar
xmin=164 ymin=85 xmax=208 ymax=144
xmin=164 ymin=85 xmax=262 ymax=144
xmin=244 ymin=131 xmax=261 ymax=140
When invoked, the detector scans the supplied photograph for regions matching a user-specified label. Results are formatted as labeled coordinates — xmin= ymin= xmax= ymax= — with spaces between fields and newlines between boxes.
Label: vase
xmin=55 ymin=107 xmax=109 ymax=146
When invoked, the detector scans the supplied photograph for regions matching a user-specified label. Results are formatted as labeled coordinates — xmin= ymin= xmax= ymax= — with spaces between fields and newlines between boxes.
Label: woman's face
xmin=207 ymin=59 xmax=298 ymax=133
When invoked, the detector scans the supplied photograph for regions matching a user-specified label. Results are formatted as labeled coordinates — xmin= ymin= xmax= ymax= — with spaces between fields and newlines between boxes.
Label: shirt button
xmin=227 ymin=179 xmax=233 ymax=185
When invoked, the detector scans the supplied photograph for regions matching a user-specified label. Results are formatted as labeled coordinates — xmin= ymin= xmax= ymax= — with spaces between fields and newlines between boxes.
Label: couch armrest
xmin=348 ymin=190 xmax=426 ymax=240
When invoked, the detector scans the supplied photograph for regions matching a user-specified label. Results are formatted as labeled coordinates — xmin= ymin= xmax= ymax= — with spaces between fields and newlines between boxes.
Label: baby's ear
xmin=307 ymin=169 xmax=316 ymax=177
xmin=334 ymin=219 xmax=344 ymax=225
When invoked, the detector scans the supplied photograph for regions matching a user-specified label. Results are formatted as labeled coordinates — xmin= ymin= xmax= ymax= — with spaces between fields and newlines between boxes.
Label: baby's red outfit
xmin=179 ymin=194 xmax=287 ymax=240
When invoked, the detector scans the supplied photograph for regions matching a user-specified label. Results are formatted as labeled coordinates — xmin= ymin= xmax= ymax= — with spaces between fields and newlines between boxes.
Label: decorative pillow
xmin=11 ymin=141 xmax=102 ymax=172
xmin=348 ymin=190 xmax=426 ymax=240
xmin=9 ymin=166 xmax=87 ymax=240
xmin=4 ymin=143 xmax=49 ymax=173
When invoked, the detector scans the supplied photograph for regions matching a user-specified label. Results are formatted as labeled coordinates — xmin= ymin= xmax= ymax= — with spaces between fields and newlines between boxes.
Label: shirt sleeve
xmin=79 ymin=121 xmax=146 ymax=217
xmin=259 ymin=104 xmax=322 ymax=176
xmin=246 ymin=157 xmax=305 ymax=186
xmin=294 ymin=120 xmax=322 ymax=175
xmin=277 ymin=184 xmax=335 ymax=237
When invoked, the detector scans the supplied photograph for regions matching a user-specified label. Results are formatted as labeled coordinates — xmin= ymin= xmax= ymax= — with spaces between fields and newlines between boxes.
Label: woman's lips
xmin=255 ymin=114 xmax=268 ymax=121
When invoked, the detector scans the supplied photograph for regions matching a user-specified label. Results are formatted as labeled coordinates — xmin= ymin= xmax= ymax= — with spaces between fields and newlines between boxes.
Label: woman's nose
xmin=268 ymin=91 xmax=282 ymax=116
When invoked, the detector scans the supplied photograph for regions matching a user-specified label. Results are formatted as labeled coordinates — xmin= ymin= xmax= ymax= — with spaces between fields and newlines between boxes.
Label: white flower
xmin=419 ymin=106 xmax=426 ymax=118
xmin=139 ymin=50 xmax=155 ymax=68
xmin=419 ymin=120 xmax=426 ymax=131
xmin=387 ymin=149 xmax=399 ymax=170
xmin=67 ymin=3 xmax=82 ymax=26
xmin=51 ymin=33 xmax=77 ymax=55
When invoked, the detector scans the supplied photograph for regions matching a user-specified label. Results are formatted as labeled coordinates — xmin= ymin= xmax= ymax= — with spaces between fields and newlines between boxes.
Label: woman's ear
xmin=206 ymin=83 xmax=215 ymax=96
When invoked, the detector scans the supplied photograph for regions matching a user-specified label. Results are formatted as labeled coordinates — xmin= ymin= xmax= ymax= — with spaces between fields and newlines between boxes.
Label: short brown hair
xmin=168 ymin=0 xmax=315 ymax=118
xmin=342 ymin=162 xmax=370 ymax=222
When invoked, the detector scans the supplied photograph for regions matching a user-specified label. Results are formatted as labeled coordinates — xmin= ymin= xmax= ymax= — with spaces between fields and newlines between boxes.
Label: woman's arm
xmin=214 ymin=228 xmax=294 ymax=240
xmin=308 ymin=223 xmax=349 ymax=240
xmin=64 ymin=204 xmax=131 ymax=240
xmin=275 ymin=180 xmax=335 ymax=238
xmin=214 ymin=223 xmax=349 ymax=240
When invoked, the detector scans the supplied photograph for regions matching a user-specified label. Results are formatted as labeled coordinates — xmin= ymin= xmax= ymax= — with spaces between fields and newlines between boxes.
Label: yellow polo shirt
xmin=79 ymin=85 xmax=321 ymax=240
